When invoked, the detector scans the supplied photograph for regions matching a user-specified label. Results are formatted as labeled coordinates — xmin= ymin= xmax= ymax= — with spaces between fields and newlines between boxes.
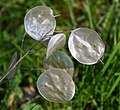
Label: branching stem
xmin=0 ymin=29 xmax=52 ymax=84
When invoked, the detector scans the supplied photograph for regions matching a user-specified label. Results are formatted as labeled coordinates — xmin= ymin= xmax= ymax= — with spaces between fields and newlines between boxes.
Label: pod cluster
xmin=24 ymin=6 xmax=105 ymax=103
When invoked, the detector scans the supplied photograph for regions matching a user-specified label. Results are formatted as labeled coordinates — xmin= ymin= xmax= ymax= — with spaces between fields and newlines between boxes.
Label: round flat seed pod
xmin=37 ymin=68 xmax=75 ymax=103
xmin=68 ymin=28 xmax=105 ymax=65
xmin=24 ymin=6 xmax=56 ymax=41
xmin=44 ymin=51 xmax=74 ymax=77
xmin=46 ymin=33 xmax=66 ymax=59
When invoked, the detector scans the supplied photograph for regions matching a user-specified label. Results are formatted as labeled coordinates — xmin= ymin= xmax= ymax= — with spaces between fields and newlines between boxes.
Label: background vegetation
xmin=0 ymin=0 xmax=120 ymax=110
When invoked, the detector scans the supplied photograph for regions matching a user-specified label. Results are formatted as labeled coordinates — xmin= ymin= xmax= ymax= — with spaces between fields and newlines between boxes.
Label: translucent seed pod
xmin=46 ymin=33 xmax=66 ymax=59
xmin=24 ymin=6 xmax=56 ymax=41
xmin=7 ymin=52 xmax=17 ymax=80
xmin=42 ymin=37 xmax=50 ymax=47
xmin=37 ymin=68 xmax=75 ymax=103
xmin=44 ymin=51 xmax=74 ymax=77
xmin=0 ymin=52 xmax=17 ymax=83
xmin=68 ymin=28 xmax=105 ymax=65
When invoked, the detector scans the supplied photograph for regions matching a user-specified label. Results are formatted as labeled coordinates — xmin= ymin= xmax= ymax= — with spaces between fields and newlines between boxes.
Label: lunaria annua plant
xmin=0 ymin=6 xmax=105 ymax=103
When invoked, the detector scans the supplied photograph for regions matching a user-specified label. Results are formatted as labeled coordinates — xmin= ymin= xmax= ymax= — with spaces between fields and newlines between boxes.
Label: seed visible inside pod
xmin=37 ymin=68 xmax=75 ymax=103
xmin=24 ymin=6 xmax=56 ymax=41
xmin=68 ymin=28 xmax=105 ymax=65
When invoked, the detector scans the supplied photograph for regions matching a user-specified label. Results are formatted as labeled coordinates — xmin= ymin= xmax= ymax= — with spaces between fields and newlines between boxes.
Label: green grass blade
xmin=94 ymin=41 xmax=120 ymax=86
xmin=105 ymin=73 xmax=120 ymax=100
xmin=85 ymin=0 xmax=94 ymax=28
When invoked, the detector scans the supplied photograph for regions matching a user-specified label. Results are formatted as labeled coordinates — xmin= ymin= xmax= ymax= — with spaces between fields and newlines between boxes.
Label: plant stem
xmin=20 ymin=32 xmax=26 ymax=58
xmin=0 ymin=29 xmax=52 ymax=84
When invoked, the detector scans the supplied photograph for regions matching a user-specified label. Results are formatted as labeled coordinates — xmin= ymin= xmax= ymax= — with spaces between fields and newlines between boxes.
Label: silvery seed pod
xmin=24 ymin=6 xmax=56 ymax=41
xmin=37 ymin=68 xmax=75 ymax=103
xmin=68 ymin=28 xmax=105 ymax=65
xmin=46 ymin=33 xmax=66 ymax=59
xmin=44 ymin=51 xmax=74 ymax=77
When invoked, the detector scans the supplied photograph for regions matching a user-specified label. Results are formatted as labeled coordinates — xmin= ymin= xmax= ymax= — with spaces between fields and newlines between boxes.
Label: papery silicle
xmin=68 ymin=28 xmax=105 ymax=65
xmin=46 ymin=33 xmax=66 ymax=59
xmin=24 ymin=6 xmax=56 ymax=41
xmin=37 ymin=68 xmax=75 ymax=103
xmin=44 ymin=51 xmax=74 ymax=77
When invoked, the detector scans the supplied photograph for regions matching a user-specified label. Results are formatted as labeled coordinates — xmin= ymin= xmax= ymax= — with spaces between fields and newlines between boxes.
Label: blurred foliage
xmin=0 ymin=0 xmax=120 ymax=110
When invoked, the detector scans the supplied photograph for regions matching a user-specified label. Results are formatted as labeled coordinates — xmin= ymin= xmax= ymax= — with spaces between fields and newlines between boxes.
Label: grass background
xmin=0 ymin=0 xmax=120 ymax=110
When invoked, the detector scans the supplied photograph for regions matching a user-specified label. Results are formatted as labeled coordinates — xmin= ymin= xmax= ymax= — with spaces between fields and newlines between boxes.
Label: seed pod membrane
xmin=37 ymin=68 xmax=75 ymax=103
xmin=46 ymin=33 xmax=66 ymax=59
xmin=44 ymin=51 xmax=74 ymax=77
xmin=24 ymin=6 xmax=56 ymax=41
xmin=68 ymin=28 xmax=105 ymax=65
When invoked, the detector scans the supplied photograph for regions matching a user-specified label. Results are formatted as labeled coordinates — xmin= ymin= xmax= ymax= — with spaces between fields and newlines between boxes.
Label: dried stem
xmin=20 ymin=32 xmax=27 ymax=58
xmin=54 ymin=29 xmax=72 ymax=33
xmin=0 ymin=29 xmax=52 ymax=84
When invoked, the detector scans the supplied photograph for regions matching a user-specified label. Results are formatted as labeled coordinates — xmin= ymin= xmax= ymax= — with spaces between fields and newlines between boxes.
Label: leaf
xmin=105 ymin=73 xmax=120 ymax=100
xmin=44 ymin=51 xmax=74 ymax=77
xmin=24 ymin=6 xmax=56 ymax=41
xmin=68 ymin=28 xmax=105 ymax=65
xmin=37 ymin=68 xmax=75 ymax=103
xmin=46 ymin=33 xmax=66 ymax=59
xmin=22 ymin=102 xmax=44 ymax=110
